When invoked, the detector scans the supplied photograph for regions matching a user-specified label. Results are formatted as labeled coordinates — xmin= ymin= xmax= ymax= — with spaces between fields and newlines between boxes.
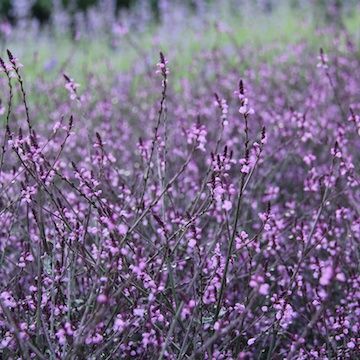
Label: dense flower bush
xmin=0 ymin=33 xmax=359 ymax=359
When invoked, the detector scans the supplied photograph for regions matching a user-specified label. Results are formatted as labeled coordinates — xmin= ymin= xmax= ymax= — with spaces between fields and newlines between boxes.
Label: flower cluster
xmin=0 ymin=36 xmax=359 ymax=360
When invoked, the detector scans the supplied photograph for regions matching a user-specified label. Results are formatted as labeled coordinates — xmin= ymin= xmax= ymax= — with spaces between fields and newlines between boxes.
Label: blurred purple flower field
xmin=0 ymin=1 xmax=359 ymax=359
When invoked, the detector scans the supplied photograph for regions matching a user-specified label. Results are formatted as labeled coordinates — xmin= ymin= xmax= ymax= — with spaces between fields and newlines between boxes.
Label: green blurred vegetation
xmin=6 ymin=3 xmax=359 ymax=80
xmin=0 ymin=0 xmax=359 ymax=104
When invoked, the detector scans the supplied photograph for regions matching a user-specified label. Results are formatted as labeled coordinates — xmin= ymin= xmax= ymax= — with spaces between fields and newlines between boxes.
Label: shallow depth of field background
xmin=1 ymin=1 xmax=360 ymax=82
xmin=0 ymin=1 xmax=360 ymax=359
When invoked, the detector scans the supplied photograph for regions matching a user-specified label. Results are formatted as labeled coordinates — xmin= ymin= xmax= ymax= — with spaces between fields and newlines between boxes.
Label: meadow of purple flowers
xmin=0 ymin=17 xmax=360 ymax=360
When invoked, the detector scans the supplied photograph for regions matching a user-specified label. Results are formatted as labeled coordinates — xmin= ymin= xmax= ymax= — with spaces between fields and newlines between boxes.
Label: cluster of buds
xmin=0 ymin=49 xmax=23 ymax=75
xmin=239 ymin=155 xmax=250 ymax=174
xmin=0 ymin=56 xmax=11 ymax=75
xmin=235 ymin=80 xmax=254 ymax=117
xmin=214 ymin=93 xmax=229 ymax=126
xmin=156 ymin=51 xmax=169 ymax=87
xmin=63 ymin=73 xmax=80 ymax=101
xmin=210 ymin=146 xmax=236 ymax=213
xmin=0 ymin=49 xmax=23 ymax=82
xmin=186 ymin=121 xmax=207 ymax=152
xmin=331 ymin=141 xmax=342 ymax=159
xmin=6 ymin=49 xmax=23 ymax=71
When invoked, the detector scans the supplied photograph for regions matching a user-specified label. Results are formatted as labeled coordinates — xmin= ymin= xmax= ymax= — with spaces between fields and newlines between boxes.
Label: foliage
xmin=0 ymin=2 xmax=359 ymax=359
xmin=0 ymin=27 xmax=360 ymax=359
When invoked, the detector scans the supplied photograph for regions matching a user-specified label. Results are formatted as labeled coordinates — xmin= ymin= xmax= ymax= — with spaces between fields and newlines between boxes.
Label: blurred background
xmin=0 ymin=0 xmax=359 ymax=82
xmin=1 ymin=0 xmax=358 ymax=32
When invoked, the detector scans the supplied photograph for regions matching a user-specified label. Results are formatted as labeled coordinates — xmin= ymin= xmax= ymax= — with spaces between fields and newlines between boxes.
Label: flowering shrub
xmin=0 ymin=36 xmax=359 ymax=359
